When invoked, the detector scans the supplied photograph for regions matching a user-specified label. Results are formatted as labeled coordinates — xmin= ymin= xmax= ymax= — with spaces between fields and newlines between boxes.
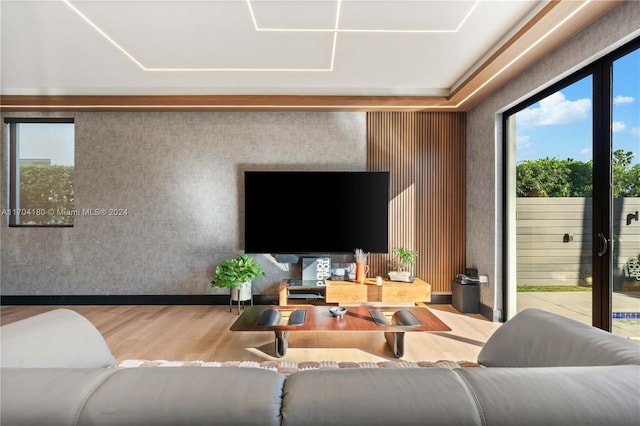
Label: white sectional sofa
xmin=1 ymin=308 xmax=638 ymax=425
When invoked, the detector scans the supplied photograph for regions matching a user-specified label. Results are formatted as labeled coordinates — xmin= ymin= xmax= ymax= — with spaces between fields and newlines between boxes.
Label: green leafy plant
xmin=210 ymin=254 xmax=265 ymax=289
xmin=392 ymin=247 xmax=418 ymax=272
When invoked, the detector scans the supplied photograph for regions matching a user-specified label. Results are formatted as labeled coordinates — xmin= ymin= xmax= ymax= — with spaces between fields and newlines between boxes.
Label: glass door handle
xmin=597 ymin=233 xmax=608 ymax=257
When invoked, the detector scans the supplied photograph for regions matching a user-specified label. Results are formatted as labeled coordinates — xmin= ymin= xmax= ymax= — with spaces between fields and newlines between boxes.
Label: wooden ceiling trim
xmin=0 ymin=94 xmax=451 ymax=112
xmin=450 ymin=0 xmax=620 ymax=110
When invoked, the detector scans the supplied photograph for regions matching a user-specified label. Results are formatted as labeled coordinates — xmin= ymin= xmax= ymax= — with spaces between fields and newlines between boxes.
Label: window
xmin=5 ymin=118 xmax=75 ymax=226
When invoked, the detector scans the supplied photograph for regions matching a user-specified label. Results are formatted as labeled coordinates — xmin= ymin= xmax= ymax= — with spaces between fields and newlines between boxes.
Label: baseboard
xmin=480 ymin=303 xmax=503 ymax=322
xmin=428 ymin=293 xmax=452 ymax=304
xmin=2 ymin=293 xmax=447 ymax=307
xmin=0 ymin=294 xmax=278 ymax=306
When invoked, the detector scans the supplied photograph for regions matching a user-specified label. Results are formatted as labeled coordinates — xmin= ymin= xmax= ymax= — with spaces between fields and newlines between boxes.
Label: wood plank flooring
xmin=0 ymin=305 xmax=501 ymax=363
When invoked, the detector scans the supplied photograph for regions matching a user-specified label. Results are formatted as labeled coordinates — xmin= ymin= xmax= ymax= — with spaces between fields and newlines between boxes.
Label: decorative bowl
xmin=329 ymin=306 xmax=347 ymax=317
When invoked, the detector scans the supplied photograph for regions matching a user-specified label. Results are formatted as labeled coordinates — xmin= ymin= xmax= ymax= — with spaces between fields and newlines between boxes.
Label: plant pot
xmin=231 ymin=281 xmax=252 ymax=302
xmin=388 ymin=271 xmax=413 ymax=282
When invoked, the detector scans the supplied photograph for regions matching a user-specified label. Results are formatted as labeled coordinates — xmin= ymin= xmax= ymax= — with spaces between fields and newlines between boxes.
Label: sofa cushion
xmin=78 ymin=367 xmax=284 ymax=426
xmin=1 ymin=368 xmax=118 ymax=425
xmin=0 ymin=308 xmax=115 ymax=368
xmin=281 ymin=368 xmax=483 ymax=425
xmin=455 ymin=365 xmax=640 ymax=426
xmin=478 ymin=308 xmax=640 ymax=367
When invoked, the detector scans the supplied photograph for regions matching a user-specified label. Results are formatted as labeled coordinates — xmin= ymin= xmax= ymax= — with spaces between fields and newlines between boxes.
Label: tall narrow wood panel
xmin=367 ymin=112 xmax=466 ymax=294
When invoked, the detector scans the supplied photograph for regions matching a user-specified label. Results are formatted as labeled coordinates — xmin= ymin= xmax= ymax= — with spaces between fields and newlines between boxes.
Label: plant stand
xmin=230 ymin=281 xmax=253 ymax=315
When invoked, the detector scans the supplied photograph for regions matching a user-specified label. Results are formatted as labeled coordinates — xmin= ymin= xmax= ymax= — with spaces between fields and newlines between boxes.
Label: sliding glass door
xmin=505 ymin=38 xmax=640 ymax=334
xmin=611 ymin=47 xmax=640 ymax=338
xmin=506 ymin=76 xmax=593 ymax=325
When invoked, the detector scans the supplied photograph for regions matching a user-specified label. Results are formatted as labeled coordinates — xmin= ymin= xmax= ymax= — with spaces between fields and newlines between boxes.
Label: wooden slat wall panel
xmin=367 ymin=112 xmax=466 ymax=294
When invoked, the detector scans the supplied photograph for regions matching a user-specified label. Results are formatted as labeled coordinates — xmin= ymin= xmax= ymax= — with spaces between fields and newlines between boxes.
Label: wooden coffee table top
xmin=230 ymin=305 xmax=451 ymax=333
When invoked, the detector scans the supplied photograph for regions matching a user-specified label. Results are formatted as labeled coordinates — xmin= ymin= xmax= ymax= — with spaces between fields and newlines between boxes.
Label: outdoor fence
xmin=516 ymin=197 xmax=640 ymax=289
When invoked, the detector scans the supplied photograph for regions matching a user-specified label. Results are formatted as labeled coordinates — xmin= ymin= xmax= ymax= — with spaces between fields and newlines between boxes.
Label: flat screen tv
xmin=244 ymin=171 xmax=389 ymax=254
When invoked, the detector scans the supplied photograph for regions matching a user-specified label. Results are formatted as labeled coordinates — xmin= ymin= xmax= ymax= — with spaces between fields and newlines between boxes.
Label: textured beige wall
xmin=1 ymin=112 xmax=366 ymax=296
xmin=466 ymin=1 xmax=640 ymax=319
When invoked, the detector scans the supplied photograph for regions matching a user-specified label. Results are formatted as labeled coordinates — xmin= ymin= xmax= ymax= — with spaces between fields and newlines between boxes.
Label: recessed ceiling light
xmin=248 ymin=0 xmax=479 ymax=33
xmin=63 ymin=0 xmax=480 ymax=72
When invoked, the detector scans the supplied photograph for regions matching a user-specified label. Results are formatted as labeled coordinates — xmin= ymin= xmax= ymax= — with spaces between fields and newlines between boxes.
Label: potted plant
xmin=211 ymin=254 xmax=265 ymax=305
xmin=388 ymin=247 xmax=418 ymax=282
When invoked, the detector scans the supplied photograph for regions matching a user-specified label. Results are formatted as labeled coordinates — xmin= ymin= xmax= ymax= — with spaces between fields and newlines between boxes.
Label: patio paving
xmin=516 ymin=291 xmax=640 ymax=340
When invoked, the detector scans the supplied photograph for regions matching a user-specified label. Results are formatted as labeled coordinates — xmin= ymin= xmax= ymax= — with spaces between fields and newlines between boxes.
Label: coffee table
xmin=230 ymin=305 xmax=451 ymax=358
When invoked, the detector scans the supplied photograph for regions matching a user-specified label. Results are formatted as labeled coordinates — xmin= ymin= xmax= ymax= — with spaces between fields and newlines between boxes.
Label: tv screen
xmin=244 ymin=171 xmax=389 ymax=254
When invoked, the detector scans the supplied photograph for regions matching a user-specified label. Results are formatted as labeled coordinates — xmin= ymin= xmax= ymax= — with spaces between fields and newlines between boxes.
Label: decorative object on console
xmin=302 ymin=257 xmax=331 ymax=286
xmin=210 ymin=254 xmax=265 ymax=314
xmin=331 ymin=267 xmax=346 ymax=280
xmin=388 ymin=247 xmax=418 ymax=282
xmin=347 ymin=263 xmax=356 ymax=280
xmin=354 ymin=248 xmax=369 ymax=283
xmin=329 ymin=306 xmax=347 ymax=317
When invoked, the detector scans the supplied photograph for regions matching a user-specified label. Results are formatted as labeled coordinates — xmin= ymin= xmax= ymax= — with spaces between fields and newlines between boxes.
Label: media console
xmin=279 ymin=278 xmax=431 ymax=306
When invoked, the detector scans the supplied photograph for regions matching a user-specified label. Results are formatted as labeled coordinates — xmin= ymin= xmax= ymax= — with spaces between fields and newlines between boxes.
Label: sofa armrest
xmin=478 ymin=308 xmax=640 ymax=367
xmin=0 ymin=309 xmax=116 ymax=368
xmin=456 ymin=365 xmax=640 ymax=425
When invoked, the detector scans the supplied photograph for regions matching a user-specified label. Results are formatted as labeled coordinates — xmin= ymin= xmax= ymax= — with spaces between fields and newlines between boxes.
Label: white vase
xmin=230 ymin=281 xmax=252 ymax=302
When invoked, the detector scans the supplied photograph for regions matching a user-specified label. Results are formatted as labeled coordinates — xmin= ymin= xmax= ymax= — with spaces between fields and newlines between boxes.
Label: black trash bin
xmin=452 ymin=275 xmax=480 ymax=314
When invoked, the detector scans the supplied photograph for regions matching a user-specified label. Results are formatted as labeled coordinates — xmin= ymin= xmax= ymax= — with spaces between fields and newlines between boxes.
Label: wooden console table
xmin=279 ymin=278 xmax=431 ymax=306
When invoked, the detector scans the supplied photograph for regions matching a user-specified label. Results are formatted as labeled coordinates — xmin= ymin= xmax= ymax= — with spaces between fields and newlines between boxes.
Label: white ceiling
xmin=1 ymin=0 xmax=546 ymax=96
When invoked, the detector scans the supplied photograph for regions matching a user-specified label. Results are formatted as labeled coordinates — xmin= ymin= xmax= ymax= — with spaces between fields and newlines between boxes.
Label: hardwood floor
xmin=0 ymin=304 xmax=501 ymax=363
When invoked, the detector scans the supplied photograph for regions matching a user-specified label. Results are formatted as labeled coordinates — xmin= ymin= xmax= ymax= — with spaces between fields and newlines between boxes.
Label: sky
xmin=515 ymin=48 xmax=640 ymax=165
xmin=18 ymin=123 xmax=75 ymax=166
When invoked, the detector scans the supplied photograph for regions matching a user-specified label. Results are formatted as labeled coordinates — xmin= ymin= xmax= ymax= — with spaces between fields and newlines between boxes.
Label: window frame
xmin=5 ymin=117 xmax=75 ymax=227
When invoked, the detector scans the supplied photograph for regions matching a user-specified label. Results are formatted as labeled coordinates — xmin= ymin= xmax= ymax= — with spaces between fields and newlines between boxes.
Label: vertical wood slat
xmin=367 ymin=112 xmax=466 ymax=294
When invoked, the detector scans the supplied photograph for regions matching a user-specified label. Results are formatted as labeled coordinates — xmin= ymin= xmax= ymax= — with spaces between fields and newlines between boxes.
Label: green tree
xmin=516 ymin=152 xmax=638 ymax=198
xmin=612 ymin=150 xmax=640 ymax=197
xmin=516 ymin=157 xmax=572 ymax=197
xmin=566 ymin=160 xmax=592 ymax=197
xmin=19 ymin=165 xmax=74 ymax=225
